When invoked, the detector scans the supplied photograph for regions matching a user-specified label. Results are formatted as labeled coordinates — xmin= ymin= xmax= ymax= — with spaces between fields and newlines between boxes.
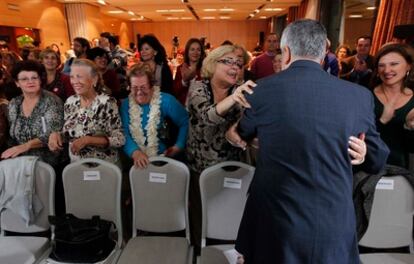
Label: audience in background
xmin=234 ymin=44 xmax=256 ymax=83
xmin=371 ymin=43 xmax=414 ymax=168
xmin=250 ymin=33 xmax=280 ymax=79
xmin=40 ymin=47 xmax=74 ymax=101
xmin=336 ymin=44 xmax=352 ymax=73
xmin=87 ymin=47 xmax=121 ymax=99
xmin=0 ymin=69 xmax=8 ymax=154
xmin=172 ymin=38 xmax=205 ymax=105
xmin=340 ymin=36 xmax=375 ymax=88
xmin=139 ymin=34 xmax=173 ymax=93
xmin=62 ymin=37 xmax=90 ymax=75
xmin=323 ymin=39 xmax=339 ymax=76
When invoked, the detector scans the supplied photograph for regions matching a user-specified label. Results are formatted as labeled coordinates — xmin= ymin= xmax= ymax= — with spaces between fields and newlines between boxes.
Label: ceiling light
xmin=204 ymin=9 xmax=217 ymax=12
xmin=254 ymin=9 xmax=260 ymax=13
xmin=167 ymin=17 xmax=179 ymax=20
xmin=181 ymin=17 xmax=192 ymax=20
xmin=108 ymin=10 xmax=123 ymax=14
xmin=367 ymin=6 xmax=376 ymax=10
xmin=128 ymin=11 xmax=135 ymax=16
xmin=260 ymin=16 xmax=267 ymax=19
xmin=264 ymin=8 xmax=283 ymax=12
xmin=349 ymin=14 xmax=363 ymax=18
xmin=169 ymin=9 xmax=185 ymax=12
xmin=220 ymin=8 xmax=234 ymax=12
xmin=156 ymin=10 xmax=168 ymax=12
xmin=97 ymin=0 xmax=106 ymax=5
xmin=220 ymin=16 xmax=230 ymax=19
xmin=202 ymin=16 xmax=215 ymax=19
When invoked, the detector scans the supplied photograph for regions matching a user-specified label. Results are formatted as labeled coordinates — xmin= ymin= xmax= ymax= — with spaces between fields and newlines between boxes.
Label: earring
xmin=407 ymin=71 xmax=410 ymax=77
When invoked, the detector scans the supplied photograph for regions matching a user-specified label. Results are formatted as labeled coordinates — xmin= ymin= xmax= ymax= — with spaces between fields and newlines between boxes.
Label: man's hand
xmin=349 ymin=133 xmax=366 ymax=165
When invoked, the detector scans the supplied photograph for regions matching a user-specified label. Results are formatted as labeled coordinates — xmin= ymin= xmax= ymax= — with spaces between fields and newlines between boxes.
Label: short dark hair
xmin=11 ymin=60 xmax=46 ymax=86
xmin=87 ymin=47 xmax=109 ymax=61
xmin=356 ymin=35 xmax=372 ymax=44
xmin=73 ymin=37 xmax=91 ymax=50
xmin=138 ymin=34 xmax=168 ymax=65
xmin=100 ymin=32 xmax=118 ymax=46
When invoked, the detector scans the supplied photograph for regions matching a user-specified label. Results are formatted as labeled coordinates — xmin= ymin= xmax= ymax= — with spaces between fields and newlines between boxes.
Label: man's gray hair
xmin=280 ymin=19 xmax=327 ymax=61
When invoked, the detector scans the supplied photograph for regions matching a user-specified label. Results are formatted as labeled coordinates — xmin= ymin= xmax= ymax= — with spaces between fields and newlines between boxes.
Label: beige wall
xmin=0 ymin=0 xmax=70 ymax=51
xmin=133 ymin=20 xmax=270 ymax=54
xmin=0 ymin=0 xmax=134 ymax=52
xmin=344 ymin=18 xmax=373 ymax=50
xmin=83 ymin=4 xmax=133 ymax=49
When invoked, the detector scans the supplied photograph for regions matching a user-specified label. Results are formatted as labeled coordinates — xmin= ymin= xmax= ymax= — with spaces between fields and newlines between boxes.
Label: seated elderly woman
xmin=120 ymin=63 xmax=188 ymax=168
xmin=1 ymin=60 xmax=63 ymax=167
xmin=48 ymin=59 xmax=125 ymax=164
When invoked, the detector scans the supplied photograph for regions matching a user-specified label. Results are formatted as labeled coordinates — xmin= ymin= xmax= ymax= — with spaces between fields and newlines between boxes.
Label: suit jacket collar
xmin=289 ymin=59 xmax=323 ymax=70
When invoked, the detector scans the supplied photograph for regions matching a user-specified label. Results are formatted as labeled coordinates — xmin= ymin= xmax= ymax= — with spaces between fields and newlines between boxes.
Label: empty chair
xmin=117 ymin=156 xmax=192 ymax=264
xmin=47 ymin=158 xmax=123 ymax=264
xmin=199 ymin=161 xmax=255 ymax=264
xmin=359 ymin=176 xmax=414 ymax=263
xmin=0 ymin=158 xmax=55 ymax=264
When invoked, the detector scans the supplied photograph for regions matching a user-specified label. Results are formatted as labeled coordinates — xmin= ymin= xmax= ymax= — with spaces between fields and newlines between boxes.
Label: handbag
xmin=49 ymin=214 xmax=115 ymax=263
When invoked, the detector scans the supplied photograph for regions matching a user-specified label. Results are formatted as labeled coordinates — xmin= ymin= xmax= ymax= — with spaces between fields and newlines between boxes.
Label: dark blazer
xmin=340 ymin=54 xmax=375 ymax=88
xmin=235 ymin=60 xmax=389 ymax=264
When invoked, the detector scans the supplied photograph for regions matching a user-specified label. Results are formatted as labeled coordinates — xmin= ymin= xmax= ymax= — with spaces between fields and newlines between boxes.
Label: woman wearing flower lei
xmin=120 ymin=63 xmax=189 ymax=168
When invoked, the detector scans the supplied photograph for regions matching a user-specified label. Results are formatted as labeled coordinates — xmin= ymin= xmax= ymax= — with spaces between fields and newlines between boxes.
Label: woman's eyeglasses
xmin=217 ymin=58 xmax=244 ymax=69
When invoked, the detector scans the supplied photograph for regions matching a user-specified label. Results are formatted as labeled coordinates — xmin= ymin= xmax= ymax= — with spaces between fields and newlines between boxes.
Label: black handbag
xmin=49 ymin=214 xmax=115 ymax=263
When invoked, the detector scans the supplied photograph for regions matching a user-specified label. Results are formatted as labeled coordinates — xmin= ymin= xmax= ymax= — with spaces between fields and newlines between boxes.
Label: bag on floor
xmin=49 ymin=214 xmax=115 ymax=263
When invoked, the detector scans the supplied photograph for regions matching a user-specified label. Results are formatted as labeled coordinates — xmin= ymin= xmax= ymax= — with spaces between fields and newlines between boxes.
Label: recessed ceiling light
xmin=220 ymin=16 xmax=230 ymax=19
xmin=128 ymin=11 xmax=135 ymax=16
xmin=156 ymin=10 xmax=168 ymax=12
xmin=108 ymin=10 xmax=123 ymax=14
xmin=167 ymin=17 xmax=179 ymax=20
xmin=260 ymin=16 xmax=267 ymax=19
xmin=264 ymin=8 xmax=283 ymax=12
xmin=349 ymin=14 xmax=363 ymax=18
xmin=220 ymin=8 xmax=234 ymax=12
xmin=367 ymin=6 xmax=376 ymax=10
xmin=202 ymin=16 xmax=215 ymax=19
xmin=169 ymin=9 xmax=185 ymax=12
xmin=204 ymin=9 xmax=217 ymax=12
xmin=181 ymin=17 xmax=192 ymax=20
xmin=97 ymin=0 xmax=106 ymax=5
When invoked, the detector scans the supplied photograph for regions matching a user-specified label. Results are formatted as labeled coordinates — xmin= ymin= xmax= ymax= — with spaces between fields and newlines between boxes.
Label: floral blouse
xmin=7 ymin=91 xmax=63 ymax=167
xmin=63 ymin=93 xmax=125 ymax=163
xmin=186 ymin=80 xmax=242 ymax=174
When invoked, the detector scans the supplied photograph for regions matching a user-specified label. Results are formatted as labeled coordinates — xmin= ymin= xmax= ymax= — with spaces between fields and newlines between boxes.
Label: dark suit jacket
xmin=340 ymin=54 xmax=375 ymax=88
xmin=235 ymin=60 xmax=389 ymax=264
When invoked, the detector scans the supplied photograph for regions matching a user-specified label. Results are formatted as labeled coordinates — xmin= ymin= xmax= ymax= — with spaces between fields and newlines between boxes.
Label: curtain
xmin=371 ymin=0 xmax=414 ymax=54
xmin=287 ymin=0 xmax=309 ymax=23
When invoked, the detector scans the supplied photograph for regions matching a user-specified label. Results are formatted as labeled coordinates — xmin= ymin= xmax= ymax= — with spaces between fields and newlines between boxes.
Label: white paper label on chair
xmin=376 ymin=179 xmax=394 ymax=190
xmin=149 ymin=172 xmax=167 ymax=183
xmin=223 ymin=248 xmax=239 ymax=263
xmin=83 ymin=171 xmax=101 ymax=181
xmin=224 ymin=177 xmax=242 ymax=189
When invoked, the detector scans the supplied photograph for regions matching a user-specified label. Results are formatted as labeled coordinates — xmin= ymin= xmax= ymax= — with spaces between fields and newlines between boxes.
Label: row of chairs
xmin=0 ymin=157 xmax=255 ymax=264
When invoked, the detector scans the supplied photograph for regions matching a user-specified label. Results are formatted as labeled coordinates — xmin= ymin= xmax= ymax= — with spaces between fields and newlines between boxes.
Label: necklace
xmin=128 ymin=86 xmax=161 ymax=157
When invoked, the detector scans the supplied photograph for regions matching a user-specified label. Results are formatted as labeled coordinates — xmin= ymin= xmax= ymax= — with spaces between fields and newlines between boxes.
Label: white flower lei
xmin=128 ymin=86 xmax=161 ymax=157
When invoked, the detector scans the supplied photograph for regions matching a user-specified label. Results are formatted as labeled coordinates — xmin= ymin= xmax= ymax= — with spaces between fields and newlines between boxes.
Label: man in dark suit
xmin=228 ymin=20 xmax=389 ymax=264
xmin=340 ymin=35 xmax=375 ymax=88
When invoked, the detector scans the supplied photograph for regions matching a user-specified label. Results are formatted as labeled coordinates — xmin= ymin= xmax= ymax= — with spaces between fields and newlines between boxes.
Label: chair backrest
xmin=359 ymin=176 xmax=414 ymax=248
xmin=129 ymin=156 xmax=190 ymax=238
xmin=200 ymin=161 xmax=255 ymax=246
xmin=1 ymin=159 xmax=55 ymax=233
xmin=62 ymin=158 xmax=122 ymax=246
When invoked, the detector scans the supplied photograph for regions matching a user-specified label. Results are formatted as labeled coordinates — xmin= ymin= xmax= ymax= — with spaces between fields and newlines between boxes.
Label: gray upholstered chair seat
xmin=117 ymin=236 xmax=191 ymax=264
xmin=0 ymin=236 xmax=49 ymax=264
xmin=200 ymin=244 xmax=236 ymax=264
xmin=360 ymin=253 xmax=414 ymax=264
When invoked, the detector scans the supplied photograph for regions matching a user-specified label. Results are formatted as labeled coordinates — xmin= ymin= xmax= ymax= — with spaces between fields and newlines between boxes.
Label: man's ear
xmin=282 ymin=46 xmax=291 ymax=69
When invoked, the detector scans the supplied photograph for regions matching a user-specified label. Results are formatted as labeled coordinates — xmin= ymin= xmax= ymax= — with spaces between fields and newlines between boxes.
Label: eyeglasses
xmin=217 ymin=58 xmax=244 ymax=69
xmin=18 ymin=76 xmax=40 ymax=83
